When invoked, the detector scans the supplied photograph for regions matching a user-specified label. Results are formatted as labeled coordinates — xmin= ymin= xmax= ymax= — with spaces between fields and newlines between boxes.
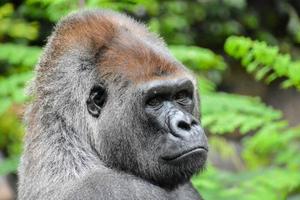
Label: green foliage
xmin=0 ymin=43 xmax=41 ymax=67
xmin=193 ymin=166 xmax=300 ymax=200
xmin=198 ymin=76 xmax=217 ymax=94
xmin=225 ymin=36 xmax=300 ymax=90
xmin=243 ymin=125 xmax=300 ymax=169
xmin=0 ymin=111 xmax=24 ymax=175
xmin=25 ymin=0 xmax=81 ymax=22
xmin=170 ymin=45 xmax=227 ymax=71
xmin=0 ymin=1 xmax=300 ymax=200
xmin=0 ymin=3 xmax=39 ymax=40
xmin=0 ymin=2 xmax=38 ymax=176
xmin=201 ymin=92 xmax=282 ymax=135
xmin=0 ymin=72 xmax=33 ymax=115
xmin=0 ymin=156 xmax=19 ymax=176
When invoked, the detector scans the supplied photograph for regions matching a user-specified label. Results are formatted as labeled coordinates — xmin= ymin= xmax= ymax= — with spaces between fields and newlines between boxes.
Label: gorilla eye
xmin=94 ymin=91 xmax=106 ymax=107
xmin=87 ymin=85 xmax=107 ymax=117
xmin=146 ymin=96 xmax=164 ymax=108
xmin=174 ymin=90 xmax=192 ymax=105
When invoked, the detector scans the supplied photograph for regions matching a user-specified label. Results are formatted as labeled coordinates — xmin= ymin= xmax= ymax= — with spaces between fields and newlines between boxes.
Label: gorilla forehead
xmin=41 ymin=9 xmax=188 ymax=84
xmin=97 ymin=32 xmax=187 ymax=83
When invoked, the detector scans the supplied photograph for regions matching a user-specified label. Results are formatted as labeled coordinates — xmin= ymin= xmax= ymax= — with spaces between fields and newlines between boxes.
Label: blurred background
xmin=0 ymin=0 xmax=300 ymax=199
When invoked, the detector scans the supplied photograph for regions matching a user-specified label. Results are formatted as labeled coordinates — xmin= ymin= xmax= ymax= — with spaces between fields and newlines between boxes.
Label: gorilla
xmin=18 ymin=9 xmax=208 ymax=200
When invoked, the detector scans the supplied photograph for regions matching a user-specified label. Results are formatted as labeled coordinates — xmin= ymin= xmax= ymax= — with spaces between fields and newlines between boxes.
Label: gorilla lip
xmin=162 ymin=146 xmax=208 ymax=163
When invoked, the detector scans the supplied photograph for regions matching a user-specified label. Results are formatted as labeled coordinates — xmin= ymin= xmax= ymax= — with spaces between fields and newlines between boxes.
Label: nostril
xmin=177 ymin=121 xmax=191 ymax=131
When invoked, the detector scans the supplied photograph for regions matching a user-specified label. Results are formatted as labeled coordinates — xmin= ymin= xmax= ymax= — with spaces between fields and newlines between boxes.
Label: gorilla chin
xmin=154 ymin=132 xmax=208 ymax=189
xmin=146 ymin=148 xmax=208 ymax=190
xmin=161 ymin=146 xmax=208 ymax=165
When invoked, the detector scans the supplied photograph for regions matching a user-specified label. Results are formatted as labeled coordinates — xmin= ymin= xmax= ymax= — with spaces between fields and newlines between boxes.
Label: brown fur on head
xmin=39 ymin=9 xmax=187 ymax=84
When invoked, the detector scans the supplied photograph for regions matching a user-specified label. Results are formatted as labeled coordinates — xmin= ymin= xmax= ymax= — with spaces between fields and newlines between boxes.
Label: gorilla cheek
xmin=96 ymin=127 xmax=135 ymax=170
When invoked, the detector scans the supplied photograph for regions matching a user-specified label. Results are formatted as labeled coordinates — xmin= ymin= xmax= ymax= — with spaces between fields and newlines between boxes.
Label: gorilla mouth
xmin=162 ymin=146 xmax=208 ymax=164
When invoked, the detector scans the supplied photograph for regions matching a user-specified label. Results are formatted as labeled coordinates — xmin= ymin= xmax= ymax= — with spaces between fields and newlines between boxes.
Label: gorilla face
xmin=142 ymin=78 xmax=208 ymax=165
xmin=87 ymin=76 xmax=208 ymax=189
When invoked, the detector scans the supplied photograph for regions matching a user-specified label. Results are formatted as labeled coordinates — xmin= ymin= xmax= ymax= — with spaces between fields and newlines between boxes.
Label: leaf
xmin=0 ymin=156 xmax=19 ymax=176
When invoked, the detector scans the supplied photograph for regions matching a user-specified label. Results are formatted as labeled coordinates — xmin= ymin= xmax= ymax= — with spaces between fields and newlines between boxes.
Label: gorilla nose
xmin=169 ymin=111 xmax=198 ymax=138
xmin=177 ymin=120 xmax=191 ymax=131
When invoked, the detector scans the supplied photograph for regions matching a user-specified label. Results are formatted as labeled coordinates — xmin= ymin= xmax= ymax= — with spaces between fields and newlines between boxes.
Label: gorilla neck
xmin=147 ymin=170 xmax=194 ymax=191
xmin=101 ymin=151 xmax=193 ymax=191
xmin=23 ymin=112 xmax=100 ymax=187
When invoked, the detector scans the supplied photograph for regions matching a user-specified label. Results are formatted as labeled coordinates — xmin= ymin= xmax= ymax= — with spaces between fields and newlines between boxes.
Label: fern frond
xmin=224 ymin=36 xmax=300 ymax=90
xmin=201 ymin=92 xmax=282 ymax=135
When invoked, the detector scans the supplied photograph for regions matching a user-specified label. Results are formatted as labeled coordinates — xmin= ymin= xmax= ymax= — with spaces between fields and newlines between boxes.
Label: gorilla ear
xmin=87 ymin=85 xmax=107 ymax=117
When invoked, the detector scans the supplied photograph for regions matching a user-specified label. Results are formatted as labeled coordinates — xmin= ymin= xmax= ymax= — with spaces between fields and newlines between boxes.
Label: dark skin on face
xmin=141 ymin=78 xmax=208 ymax=165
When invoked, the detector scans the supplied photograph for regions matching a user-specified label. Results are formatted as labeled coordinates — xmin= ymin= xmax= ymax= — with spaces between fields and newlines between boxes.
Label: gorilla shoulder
xmin=62 ymin=169 xmax=201 ymax=200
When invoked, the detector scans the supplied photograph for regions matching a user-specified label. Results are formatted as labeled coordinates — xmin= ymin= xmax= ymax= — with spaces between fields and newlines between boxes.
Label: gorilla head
xmin=19 ymin=9 xmax=208 ymax=199
xmin=80 ymin=11 xmax=209 ymax=188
